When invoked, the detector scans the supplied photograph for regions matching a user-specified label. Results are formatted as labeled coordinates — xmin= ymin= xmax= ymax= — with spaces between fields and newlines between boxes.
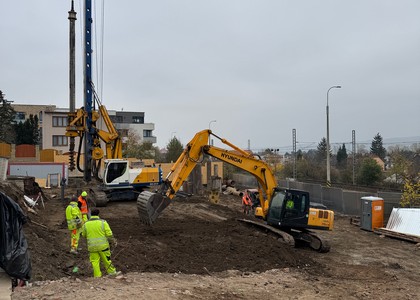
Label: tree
xmin=165 ymin=137 xmax=184 ymax=163
xmin=0 ymin=91 xmax=16 ymax=143
xmin=370 ymin=133 xmax=386 ymax=161
xmin=14 ymin=114 xmax=40 ymax=145
xmin=357 ymin=157 xmax=383 ymax=186
xmin=296 ymin=149 xmax=303 ymax=160
xmin=316 ymin=137 xmax=329 ymax=162
xmin=123 ymin=131 xmax=158 ymax=159
xmin=317 ymin=138 xmax=331 ymax=162
xmin=336 ymin=143 xmax=348 ymax=167
xmin=400 ymin=175 xmax=420 ymax=207
xmin=280 ymin=151 xmax=325 ymax=182
xmin=386 ymin=146 xmax=410 ymax=185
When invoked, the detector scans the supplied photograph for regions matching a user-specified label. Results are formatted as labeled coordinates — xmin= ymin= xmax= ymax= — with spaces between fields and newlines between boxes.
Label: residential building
xmin=12 ymin=104 xmax=55 ymax=150
xmin=11 ymin=104 xmax=157 ymax=154
xmin=108 ymin=110 xmax=157 ymax=148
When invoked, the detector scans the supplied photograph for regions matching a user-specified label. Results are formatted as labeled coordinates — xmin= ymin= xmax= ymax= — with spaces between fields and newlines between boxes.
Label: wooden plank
xmin=374 ymin=227 xmax=420 ymax=243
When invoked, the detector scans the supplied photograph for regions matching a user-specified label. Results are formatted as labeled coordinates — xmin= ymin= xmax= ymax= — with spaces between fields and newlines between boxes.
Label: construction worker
xmin=65 ymin=196 xmax=82 ymax=254
xmin=242 ymin=193 xmax=252 ymax=215
xmin=286 ymin=198 xmax=294 ymax=210
xmin=81 ymin=208 xmax=119 ymax=277
xmin=78 ymin=191 xmax=90 ymax=223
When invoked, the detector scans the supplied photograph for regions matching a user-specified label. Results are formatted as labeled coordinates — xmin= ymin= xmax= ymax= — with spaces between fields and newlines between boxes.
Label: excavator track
xmin=137 ymin=191 xmax=171 ymax=225
xmin=237 ymin=219 xmax=295 ymax=247
xmin=237 ymin=219 xmax=330 ymax=252
xmin=291 ymin=229 xmax=331 ymax=253
xmin=89 ymin=187 xmax=109 ymax=207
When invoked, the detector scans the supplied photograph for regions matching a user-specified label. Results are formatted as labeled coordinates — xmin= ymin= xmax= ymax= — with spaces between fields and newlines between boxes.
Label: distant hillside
xmin=383 ymin=136 xmax=420 ymax=145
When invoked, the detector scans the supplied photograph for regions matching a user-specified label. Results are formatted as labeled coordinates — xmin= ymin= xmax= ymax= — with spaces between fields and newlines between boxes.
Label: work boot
xmin=108 ymin=271 xmax=122 ymax=277
xmin=70 ymin=249 xmax=79 ymax=255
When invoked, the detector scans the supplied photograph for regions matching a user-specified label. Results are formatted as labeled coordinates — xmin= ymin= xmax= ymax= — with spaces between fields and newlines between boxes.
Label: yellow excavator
xmin=137 ymin=129 xmax=334 ymax=252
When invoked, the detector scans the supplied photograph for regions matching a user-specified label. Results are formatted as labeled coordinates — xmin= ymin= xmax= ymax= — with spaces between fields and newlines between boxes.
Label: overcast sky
xmin=1 ymin=1 xmax=419 ymax=152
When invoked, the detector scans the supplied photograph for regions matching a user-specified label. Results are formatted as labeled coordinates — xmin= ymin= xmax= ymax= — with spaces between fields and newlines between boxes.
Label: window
xmin=113 ymin=116 xmax=123 ymax=123
xmin=14 ymin=112 xmax=25 ymax=123
xmin=132 ymin=116 xmax=144 ymax=124
xmin=267 ymin=191 xmax=285 ymax=220
xmin=52 ymin=135 xmax=68 ymax=146
xmin=52 ymin=116 xmax=68 ymax=127
xmin=143 ymin=130 xmax=152 ymax=137
xmin=106 ymin=161 xmax=127 ymax=183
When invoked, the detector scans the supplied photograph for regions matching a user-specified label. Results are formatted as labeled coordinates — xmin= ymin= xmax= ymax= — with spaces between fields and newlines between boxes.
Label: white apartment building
xmin=11 ymin=104 xmax=157 ymax=154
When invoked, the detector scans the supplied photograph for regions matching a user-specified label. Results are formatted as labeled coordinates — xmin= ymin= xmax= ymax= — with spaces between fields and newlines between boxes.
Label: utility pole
xmin=292 ymin=129 xmax=297 ymax=180
xmin=68 ymin=0 xmax=77 ymax=171
xmin=352 ymin=130 xmax=356 ymax=185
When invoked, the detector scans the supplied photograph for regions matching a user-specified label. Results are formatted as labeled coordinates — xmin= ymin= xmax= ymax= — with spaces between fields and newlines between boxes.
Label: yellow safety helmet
xmin=81 ymin=191 xmax=88 ymax=197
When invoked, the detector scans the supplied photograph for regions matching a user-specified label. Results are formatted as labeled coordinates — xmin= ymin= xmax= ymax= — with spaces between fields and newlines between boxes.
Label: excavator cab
xmin=266 ymin=189 xmax=310 ymax=229
xmin=104 ymin=159 xmax=128 ymax=185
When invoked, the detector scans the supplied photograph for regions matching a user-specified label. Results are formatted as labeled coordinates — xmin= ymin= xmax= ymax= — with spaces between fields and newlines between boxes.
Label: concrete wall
xmin=7 ymin=162 xmax=67 ymax=188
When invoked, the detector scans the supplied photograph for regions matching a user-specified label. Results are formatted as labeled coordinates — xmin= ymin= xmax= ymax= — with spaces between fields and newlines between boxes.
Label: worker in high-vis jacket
xmin=65 ymin=196 xmax=82 ymax=254
xmin=81 ymin=208 xmax=119 ymax=277
xmin=78 ymin=191 xmax=90 ymax=223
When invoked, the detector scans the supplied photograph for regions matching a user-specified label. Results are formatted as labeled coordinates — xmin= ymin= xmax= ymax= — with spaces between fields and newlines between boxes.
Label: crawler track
xmin=89 ymin=187 xmax=108 ymax=207
xmin=237 ymin=218 xmax=330 ymax=252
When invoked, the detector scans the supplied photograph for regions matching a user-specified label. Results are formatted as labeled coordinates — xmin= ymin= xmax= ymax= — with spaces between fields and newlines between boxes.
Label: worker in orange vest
xmin=78 ymin=191 xmax=90 ymax=223
xmin=242 ymin=193 xmax=252 ymax=215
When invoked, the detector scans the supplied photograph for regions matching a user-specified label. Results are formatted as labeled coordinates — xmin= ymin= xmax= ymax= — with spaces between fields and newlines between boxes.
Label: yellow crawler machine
xmin=137 ymin=129 xmax=334 ymax=252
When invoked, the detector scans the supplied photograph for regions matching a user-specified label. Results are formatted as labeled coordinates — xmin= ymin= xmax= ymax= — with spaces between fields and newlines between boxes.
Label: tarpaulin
xmin=0 ymin=192 xmax=31 ymax=280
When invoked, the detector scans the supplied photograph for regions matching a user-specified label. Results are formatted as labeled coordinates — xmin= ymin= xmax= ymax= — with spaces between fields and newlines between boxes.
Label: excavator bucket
xmin=137 ymin=191 xmax=171 ymax=225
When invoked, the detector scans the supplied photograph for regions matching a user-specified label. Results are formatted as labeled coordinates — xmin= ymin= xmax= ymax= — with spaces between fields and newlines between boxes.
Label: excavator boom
xmin=137 ymin=129 xmax=334 ymax=252
xmin=137 ymin=129 xmax=278 ymax=224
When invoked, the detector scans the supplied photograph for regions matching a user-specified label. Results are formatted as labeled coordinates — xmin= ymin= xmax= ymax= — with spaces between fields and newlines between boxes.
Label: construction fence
xmin=232 ymin=174 xmax=402 ymax=221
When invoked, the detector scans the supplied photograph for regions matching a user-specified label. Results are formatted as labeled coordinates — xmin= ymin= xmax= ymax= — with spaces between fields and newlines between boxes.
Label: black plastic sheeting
xmin=0 ymin=191 xmax=31 ymax=280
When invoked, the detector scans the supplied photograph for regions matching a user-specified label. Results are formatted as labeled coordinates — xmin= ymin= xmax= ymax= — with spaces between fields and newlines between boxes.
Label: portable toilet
xmin=360 ymin=196 xmax=384 ymax=231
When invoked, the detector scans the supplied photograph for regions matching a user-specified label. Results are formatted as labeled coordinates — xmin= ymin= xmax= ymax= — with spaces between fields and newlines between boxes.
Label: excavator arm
xmin=137 ymin=129 xmax=278 ymax=224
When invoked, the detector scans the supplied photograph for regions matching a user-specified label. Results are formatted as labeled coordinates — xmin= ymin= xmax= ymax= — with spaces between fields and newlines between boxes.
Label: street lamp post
xmin=208 ymin=120 xmax=216 ymax=131
xmin=208 ymin=120 xmax=216 ymax=145
xmin=326 ymin=85 xmax=341 ymax=187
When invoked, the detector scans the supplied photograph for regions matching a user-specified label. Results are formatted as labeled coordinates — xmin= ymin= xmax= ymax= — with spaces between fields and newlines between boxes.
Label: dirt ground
xmin=3 ymin=180 xmax=420 ymax=299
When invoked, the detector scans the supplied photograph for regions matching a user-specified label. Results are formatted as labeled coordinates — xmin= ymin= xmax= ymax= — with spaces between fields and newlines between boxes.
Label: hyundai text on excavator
xmin=137 ymin=129 xmax=334 ymax=252
xmin=65 ymin=0 xmax=161 ymax=206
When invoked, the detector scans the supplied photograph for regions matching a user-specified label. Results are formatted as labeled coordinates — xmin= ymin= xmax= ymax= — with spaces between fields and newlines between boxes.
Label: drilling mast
xmin=83 ymin=0 xmax=94 ymax=182
xmin=68 ymin=0 xmax=76 ymax=171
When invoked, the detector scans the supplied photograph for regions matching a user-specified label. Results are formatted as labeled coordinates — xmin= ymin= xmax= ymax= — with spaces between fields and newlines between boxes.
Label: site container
xmin=15 ymin=144 xmax=36 ymax=158
xmin=0 ymin=143 xmax=11 ymax=158
xmin=40 ymin=149 xmax=56 ymax=162
xmin=360 ymin=196 xmax=384 ymax=231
